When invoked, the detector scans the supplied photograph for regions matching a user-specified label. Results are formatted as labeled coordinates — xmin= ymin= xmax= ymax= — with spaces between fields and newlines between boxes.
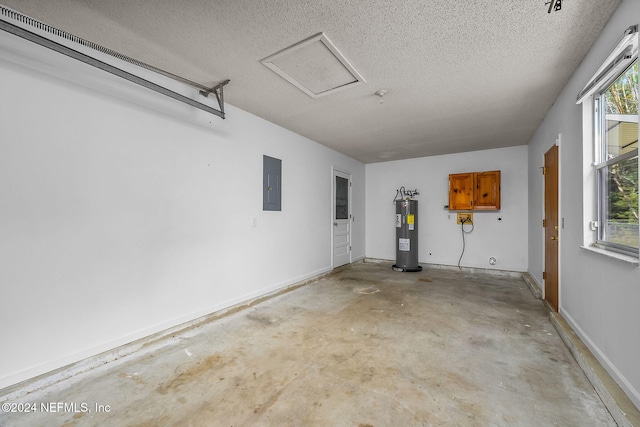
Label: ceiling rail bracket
xmin=200 ymin=79 xmax=230 ymax=118
xmin=0 ymin=5 xmax=229 ymax=119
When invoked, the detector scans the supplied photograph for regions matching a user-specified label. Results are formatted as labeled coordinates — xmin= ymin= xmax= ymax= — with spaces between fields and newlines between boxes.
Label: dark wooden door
xmin=544 ymin=146 xmax=559 ymax=311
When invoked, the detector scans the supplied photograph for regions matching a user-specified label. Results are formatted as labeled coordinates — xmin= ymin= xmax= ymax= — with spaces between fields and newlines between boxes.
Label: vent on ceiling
xmin=261 ymin=33 xmax=365 ymax=98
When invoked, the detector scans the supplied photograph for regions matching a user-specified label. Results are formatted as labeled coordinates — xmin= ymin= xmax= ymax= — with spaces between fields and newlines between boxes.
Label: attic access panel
xmin=261 ymin=33 xmax=365 ymax=98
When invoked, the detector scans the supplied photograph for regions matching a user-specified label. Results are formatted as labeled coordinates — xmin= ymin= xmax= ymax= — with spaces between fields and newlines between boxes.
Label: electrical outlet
xmin=457 ymin=212 xmax=473 ymax=224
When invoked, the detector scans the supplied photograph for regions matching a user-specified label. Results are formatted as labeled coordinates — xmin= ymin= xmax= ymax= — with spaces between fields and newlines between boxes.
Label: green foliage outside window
xmin=602 ymin=61 xmax=638 ymax=248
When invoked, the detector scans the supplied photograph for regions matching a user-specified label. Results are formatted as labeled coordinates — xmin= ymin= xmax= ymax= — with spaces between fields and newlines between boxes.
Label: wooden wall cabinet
xmin=449 ymin=170 xmax=500 ymax=211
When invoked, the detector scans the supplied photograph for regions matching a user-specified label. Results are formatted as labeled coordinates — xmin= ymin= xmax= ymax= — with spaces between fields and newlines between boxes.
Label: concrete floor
xmin=1 ymin=261 xmax=615 ymax=426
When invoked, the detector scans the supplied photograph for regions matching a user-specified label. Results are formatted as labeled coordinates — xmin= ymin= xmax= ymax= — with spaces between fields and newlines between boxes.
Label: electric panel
xmin=263 ymin=155 xmax=282 ymax=211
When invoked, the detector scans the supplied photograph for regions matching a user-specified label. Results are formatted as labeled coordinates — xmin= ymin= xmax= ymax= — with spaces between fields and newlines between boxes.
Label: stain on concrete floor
xmin=0 ymin=262 xmax=616 ymax=426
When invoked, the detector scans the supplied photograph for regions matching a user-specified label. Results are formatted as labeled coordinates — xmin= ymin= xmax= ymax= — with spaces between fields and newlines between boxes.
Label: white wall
xmin=0 ymin=30 xmax=365 ymax=389
xmin=527 ymin=0 xmax=640 ymax=408
xmin=366 ymin=146 xmax=528 ymax=272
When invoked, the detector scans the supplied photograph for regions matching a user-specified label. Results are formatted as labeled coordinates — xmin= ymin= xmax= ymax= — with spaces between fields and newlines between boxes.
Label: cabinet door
xmin=474 ymin=170 xmax=500 ymax=210
xmin=449 ymin=173 xmax=474 ymax=210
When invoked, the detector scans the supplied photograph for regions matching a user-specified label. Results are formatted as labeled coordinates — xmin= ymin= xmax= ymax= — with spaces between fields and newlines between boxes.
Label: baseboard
xmin=550 ymin=311 xmax=640 ymax=427
xmin=364 ymin=258 xmax=525 ymax=278
xmin=522 ymin=272 xmax=543 ymax=299
xmin=351 ymin=255 xmax=365 ymax=263
xmin=0 ymin=266 xmax=334 ymax=401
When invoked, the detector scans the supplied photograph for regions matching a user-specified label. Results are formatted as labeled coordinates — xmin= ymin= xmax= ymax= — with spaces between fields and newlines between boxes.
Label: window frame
xmin=578 ymin=25 xmax=639 ymax=259
xmin=594 ymin=62 xmax=638 ymax=257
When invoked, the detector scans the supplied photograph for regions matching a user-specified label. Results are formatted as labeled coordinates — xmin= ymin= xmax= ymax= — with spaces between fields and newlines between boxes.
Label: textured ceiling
xmin=2 ymin=0 xmax=622 ymax=163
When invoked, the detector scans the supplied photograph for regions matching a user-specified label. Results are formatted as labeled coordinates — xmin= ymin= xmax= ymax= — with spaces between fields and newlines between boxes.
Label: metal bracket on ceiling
xmin=0 ymin=5 xmax=231 ymax=120
xmin=200 ymin=79 xmax=230 ymax=118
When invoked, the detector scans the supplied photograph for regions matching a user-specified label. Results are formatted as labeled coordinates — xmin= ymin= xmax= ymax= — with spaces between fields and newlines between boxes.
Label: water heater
xmin=393 ymin=189 xmax=422 ymax=272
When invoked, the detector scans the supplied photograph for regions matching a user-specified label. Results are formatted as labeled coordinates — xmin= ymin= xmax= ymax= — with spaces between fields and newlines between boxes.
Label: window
xmin=594 ymin=61 xmax=638 ymax=254
xmin=335 ymin=176 xmax=349 ymax=220
xmin=579 ymin=25 xmax=638 ymax=258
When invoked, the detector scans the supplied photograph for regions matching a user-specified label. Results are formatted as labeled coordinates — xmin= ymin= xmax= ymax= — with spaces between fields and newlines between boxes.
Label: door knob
xmin=333 ymin=222 xmax=338 ymax=227
xmin=550 ymin=236 xmax=558 ymax=240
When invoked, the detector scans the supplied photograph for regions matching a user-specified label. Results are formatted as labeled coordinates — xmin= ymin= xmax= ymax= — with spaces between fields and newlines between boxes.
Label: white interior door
xmin=333 ymin=170 xmax=351 ymax=268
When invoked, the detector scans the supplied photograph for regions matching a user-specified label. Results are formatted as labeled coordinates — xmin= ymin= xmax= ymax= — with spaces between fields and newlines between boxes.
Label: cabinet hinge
xmin=542 ymin=271 xmax=547 ymax=280
xmin=542 ymin=167 xmax=547 ymax=175
xmin=543 ymin=219 xmax=547 ymax=227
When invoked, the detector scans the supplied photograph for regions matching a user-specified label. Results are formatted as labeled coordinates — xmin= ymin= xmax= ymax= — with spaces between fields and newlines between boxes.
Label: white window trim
xmin=580 ymin=245 xmax=639 ymax=265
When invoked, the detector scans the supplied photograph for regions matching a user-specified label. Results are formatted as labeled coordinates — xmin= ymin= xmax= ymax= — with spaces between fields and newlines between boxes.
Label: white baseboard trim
xmin=0 ymin=265 xmax=334 ymax=401
xmin=553 ymin=310 xmax=640 ymax=426
xmin=364 ymin=258 xmax=524 ymax=278
xmin=522 ymin=272 xmax=543 ymax=299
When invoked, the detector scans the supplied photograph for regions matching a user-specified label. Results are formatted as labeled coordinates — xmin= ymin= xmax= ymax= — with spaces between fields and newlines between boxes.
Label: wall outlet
xmin=457 ymin=212 xmax=473 ymax=224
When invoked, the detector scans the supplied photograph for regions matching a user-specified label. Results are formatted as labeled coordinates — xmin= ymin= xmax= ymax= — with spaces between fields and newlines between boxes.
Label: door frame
xmin=542 ymin=135 xmax=561 ymax=311
xmin=331 ymin=167 xmax=352 ymax=268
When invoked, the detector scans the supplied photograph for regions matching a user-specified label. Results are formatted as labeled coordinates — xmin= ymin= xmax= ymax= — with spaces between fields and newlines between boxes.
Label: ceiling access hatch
xmin=261 ymin=33 xmax=365 ymax=98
